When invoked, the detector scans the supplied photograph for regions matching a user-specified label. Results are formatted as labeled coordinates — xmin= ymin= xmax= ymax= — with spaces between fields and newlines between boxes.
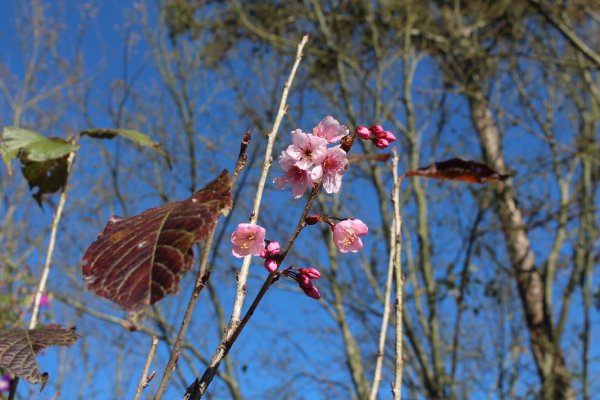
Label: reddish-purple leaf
xmin=81 ymin=170 xmax=232 ymax=321
xmin=405 ymin=158 xmax=510 ymax=183
xmin=0 ymin=326 xmax=79 ymax=388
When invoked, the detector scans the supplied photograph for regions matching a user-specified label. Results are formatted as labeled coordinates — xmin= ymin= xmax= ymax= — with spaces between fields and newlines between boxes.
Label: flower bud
xmin=264 ymin=258 xmax=278 ymax=273
xmin=356 ymin=125 xmax=371 ymax=140
xmin=369 ymin=125 xmax=384 ymax=135
xmin=382 ymin=130 xmax=397 ymax=143
xmin=305 ymin=214 xmax=322 ymax=225
xmin=374 ymin=138 xmax=390 ymax=149
xmin=299 ymin=267 xmax=321 ymax=280
xmin=266 ymin=241 xmax=280 ymax=256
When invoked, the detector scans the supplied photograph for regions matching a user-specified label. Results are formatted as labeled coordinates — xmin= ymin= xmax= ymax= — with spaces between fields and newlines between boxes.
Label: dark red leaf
xmin=0 ymin=326 xmax=79 ymax=387
xmin=405 ymin=158 xmax=510 ymax=183
xmin=81 ymin=170 xmax=232 ymax=321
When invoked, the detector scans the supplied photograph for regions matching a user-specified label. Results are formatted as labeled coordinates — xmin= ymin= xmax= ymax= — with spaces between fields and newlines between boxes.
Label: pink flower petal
xmin=313 ymin=116 xmax=348 ymax=144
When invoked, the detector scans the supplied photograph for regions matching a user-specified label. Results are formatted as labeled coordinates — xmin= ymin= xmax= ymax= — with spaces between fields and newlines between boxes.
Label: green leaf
xmin=1 ymin=126 xmax=79 ymax=175
xmin=80 ymin=128 xmax=171 ymax=168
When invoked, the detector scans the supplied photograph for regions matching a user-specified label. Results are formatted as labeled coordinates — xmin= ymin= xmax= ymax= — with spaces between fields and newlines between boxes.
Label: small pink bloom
xmin=313 ymin=116 xmax=349 ymax=144
xmin=285 ymin=129 xmax=327 ymax=169
xmin=265 ymin=241 xmax=280 ymax=256
xmin=310 ymin=146 xmax=349 ymax=194
xmin=274 ymin=152 xmax=314 ymax=199
xmin=264 ymin=258 xmax=278 ymax=273
xmin=333 ymin=219 xmax=368 ymax=253
xmin=356 ymin=125 xmax=371 ymax=140
xmin=299 ymin=267 xmax=321 ymax=279
xmin=0 ymin=374 xmax=10 ymax=394
xmin=231 ymin=223 xmax=266 ymax=258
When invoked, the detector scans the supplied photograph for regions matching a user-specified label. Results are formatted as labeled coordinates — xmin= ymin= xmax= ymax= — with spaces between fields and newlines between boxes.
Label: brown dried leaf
xmin=81 ymin=170 xmax=232 ymax=322
xmin=0 ymin=326 xmax=79 ymax=387
xmin=405 ymin=158 xmax=510 ymax=183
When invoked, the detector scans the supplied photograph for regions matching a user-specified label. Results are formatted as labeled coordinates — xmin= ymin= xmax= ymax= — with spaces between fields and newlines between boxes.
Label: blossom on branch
xmin=313 ymin=115 xmax=348 ymax=144
xmin=333 ymin=219 xmax=368 ymax=253
xmin=310 ymin=145 xmax=349 ymax=194
xmin=231 ymin=223 xmax=266 ymax=258
xmin=273 ymin=152 xmax=314 ymax=199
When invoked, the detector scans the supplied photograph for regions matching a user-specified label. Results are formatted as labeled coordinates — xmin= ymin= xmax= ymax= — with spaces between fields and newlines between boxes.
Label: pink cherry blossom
xmin=274 ymin=152 xmax=314 ymax=199
xmin=313 ymin=116 xmax=348 ymax=144
xmin=284 ymin=129 xmax=327 ymax=169
xmin=333 ymin=219 xmax=368 ymax=253
xmin=231 ymin=223 xmax=266 ymax=258
xmin=39 ymin=293 xmax=50 ymax=309
xmin=310 ymin=146 xmax=349 ymax=194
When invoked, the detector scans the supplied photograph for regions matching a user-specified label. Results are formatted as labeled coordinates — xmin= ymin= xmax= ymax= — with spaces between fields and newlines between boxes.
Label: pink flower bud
xmin=299 ymin=267 xmax=321 ymax=280
xmin=264 ymin=258 xmax=278 ymax=273
xmin=356 ymin=125 xmax=371 ymax=140
xmin=374 ymin=138 xmax=389 ymax=149
xmin=382 ymin=130 xmax=397 ymax=143
xmin=266 ymin=241 xmax=280 ymax=256
xmin=369 ymin=125 xmax=384 ymax=135
xmin=301 ymin=283 xmax=321 ymax=300
xmin=298 ymin=274 xmax=311 ymax=288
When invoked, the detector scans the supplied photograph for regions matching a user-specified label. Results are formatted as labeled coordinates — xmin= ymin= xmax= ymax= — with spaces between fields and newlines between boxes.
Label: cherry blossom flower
xmin=310 ymin=146 xmax=349 ymax=194
xmin=284 ymin=129 xmax=327 ymax=169
xmin=231 ymin=223 xmax=266 ymax=258
xmin=273 ymin=152 xmax=314 ymax=199
xmin=333 ymin=219 xmax=368 ymax=253
xmin=313 ymin=116 xmax=349 ymax=144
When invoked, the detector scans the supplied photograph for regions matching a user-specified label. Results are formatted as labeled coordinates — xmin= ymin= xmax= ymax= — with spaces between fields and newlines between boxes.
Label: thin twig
xmin=369 ymin=159 xmax=397 ymax=400
xmin=192 ymin=179 xmax=322 ymax=398
xmin=154 ymin=105 xmax=256 ymax=400
xmin=29 ymin=149 xmax=77 ymax=329
xmin=391 ymin=149 xmax=404 ymax=399
xmin=228 ymin=34 xmax=309 ymax=326
xmin=134 ymin=336 xmax=159 ymax=400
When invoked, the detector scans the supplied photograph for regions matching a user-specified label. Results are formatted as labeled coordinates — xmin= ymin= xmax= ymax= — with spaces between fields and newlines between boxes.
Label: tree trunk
xmin=468 ymin=90 xmax=573 ymax=400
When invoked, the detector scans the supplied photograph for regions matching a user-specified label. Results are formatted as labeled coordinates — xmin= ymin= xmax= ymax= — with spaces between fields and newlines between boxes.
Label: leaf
xmin=80 ymin=128 xmax=172 ymax=169
xmin=1 ymin=126 xmax=78 ymax=175
xmin=0 ymin=326 xmax=79 ymax=388
xmin=81 ymin=170 xmax=232 ymax=323
xmin=404 ymin=158 xmax=511 ymax=183
xmin=21 ymin=154 xmax=69 ymax=207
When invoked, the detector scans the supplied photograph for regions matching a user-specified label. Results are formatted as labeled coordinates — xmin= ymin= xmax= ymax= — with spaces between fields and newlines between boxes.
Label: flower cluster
xmin=356 ymin=124 xmax=397 ymax=149
xmin=274 ymin=116 xmax=350 ymax=198
xmin=283 ymin=267 xmax=321 ymax=300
